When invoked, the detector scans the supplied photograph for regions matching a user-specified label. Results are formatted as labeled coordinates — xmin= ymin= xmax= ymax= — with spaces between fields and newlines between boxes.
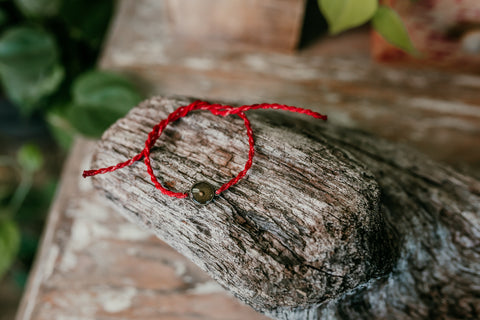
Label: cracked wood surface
xmin=15 ymin=138 xmax=269 ymax=320
xmin=90 ymin=97 xmax=480 ymax=319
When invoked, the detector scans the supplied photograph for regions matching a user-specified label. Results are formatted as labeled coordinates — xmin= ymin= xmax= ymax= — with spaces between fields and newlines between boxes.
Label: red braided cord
xmin=82 ymin=100 xmax=327 ymax=199
xmin=215 ymin=112 xmax=254 ymax=195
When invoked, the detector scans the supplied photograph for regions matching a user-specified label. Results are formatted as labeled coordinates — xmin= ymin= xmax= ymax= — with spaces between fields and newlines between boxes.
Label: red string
xmin=83 ymin=100 xmax=327 ymax=199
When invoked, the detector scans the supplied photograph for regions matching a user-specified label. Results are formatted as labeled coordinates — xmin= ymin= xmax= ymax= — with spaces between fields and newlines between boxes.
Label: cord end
xmin=82 ymin=170 xmax=94 ymax=178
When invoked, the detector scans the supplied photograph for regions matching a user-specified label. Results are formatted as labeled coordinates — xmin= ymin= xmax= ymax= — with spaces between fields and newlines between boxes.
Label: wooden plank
xmin=100 ymin=0 xmax=480 ymax=173
xmin=16 ymin=138 xmax=269 ymax=320
xmin=165 ymin=0 xmax=307 ymax=52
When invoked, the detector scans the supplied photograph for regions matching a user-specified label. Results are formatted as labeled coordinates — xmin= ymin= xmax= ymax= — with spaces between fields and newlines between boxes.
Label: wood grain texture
xmin=15 ymin=138 xmax=269 ymax=320
xmin=165 ymin=0 xmax=307 ymax=51
xmin=90 ymin=97 xmax=480 ymax=319
xmin=99 ymin=0 xmax=480 ymax=174
xmin=90 ymin=97 xmax=395 ymax=311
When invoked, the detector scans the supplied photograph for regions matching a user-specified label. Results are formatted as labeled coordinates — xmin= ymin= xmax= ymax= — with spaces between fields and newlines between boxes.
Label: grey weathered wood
xmin=90 ymin=97 xmax=480 ymax=319
xmin=16 ymin=138 xmax=269 ymax=320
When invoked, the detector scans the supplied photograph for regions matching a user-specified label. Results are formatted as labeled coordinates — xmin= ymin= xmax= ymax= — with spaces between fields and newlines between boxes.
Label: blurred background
xmin=0 ymin=0 xmax=479 ymax=319
xmin=0 ymin=0 xmax=143 ymax=318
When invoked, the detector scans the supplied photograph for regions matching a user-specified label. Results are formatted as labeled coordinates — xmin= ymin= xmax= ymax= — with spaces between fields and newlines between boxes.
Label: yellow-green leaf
xmin=17 ymin=143 xmax=44 ymax=172
xmin=372 ymin=6 xmax=417 ymax=54
xmin=318 ymin=0 xmax=378 ymax=34
xmin=46 ymin=107 xmax=77 ymax=150
xmin=0 ymin=219 xmax=20 ymax=279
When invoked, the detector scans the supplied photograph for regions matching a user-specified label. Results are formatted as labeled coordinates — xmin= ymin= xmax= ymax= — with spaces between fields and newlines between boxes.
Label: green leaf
xmin=46 ymin=107 xmax=77 ymax=150
xmin=372 ymin=6 xmax=417 ymax=54
xmin=17 ymin=143 xmax=44 ymax=172
xmin=73 ymin=71 xmax=141 ymax=110
xmin=0 ymin=64 xmax=64 ymax=114
xmin=14 ymin=0 xmax=61 ymax=17
xmin=0 ymin=219 xmax=20 ymax=279
xmin=66 ymin=70 xmax=142 ymax=138
xmin=0 ymin=27 xmax=58 ymax=74
xmin=318 ymin=0 xmax=377 ymax=34
xmin=0 ymin=27 xmax=63 ymax=114
xmin=66 ymin=103 xmax=126 ymax=137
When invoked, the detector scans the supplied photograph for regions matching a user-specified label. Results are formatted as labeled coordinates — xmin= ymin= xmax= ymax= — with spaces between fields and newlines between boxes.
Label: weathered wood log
xmin=90 ymin=97 xmax=480 ymax=319
xmin=16 ymin=138 xmax=269 ymax=320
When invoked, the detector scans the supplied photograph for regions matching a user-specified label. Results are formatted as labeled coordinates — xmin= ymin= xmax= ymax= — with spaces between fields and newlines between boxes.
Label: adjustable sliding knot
xmin=82 ymin=100 xmax=327 ymax=204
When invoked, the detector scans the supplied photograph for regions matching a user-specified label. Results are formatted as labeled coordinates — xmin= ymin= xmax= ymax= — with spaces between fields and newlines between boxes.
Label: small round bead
xmin=190 ymin=181 xmax=215 ymax=205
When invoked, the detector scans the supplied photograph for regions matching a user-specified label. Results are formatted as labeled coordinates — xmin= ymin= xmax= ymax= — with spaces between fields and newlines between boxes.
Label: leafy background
xmin=318 ymin=0 xmax=415 ymax=54
xmin=0 ymin=0 xmax=413 ymax=318
xmin=0 ymin=0 xmax=143 ymax=318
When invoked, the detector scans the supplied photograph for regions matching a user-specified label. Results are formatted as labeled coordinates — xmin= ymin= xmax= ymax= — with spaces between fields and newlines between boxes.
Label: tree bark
xmin=90 ymin=97 xmax=480 ymax=319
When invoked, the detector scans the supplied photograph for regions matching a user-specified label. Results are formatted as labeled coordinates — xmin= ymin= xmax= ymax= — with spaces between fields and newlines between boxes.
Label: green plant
xmin=0 ymin=0 xmax=143 ymax=147
xmin=0 ymin=0 xmax=143 ymax=283
xmin=0 ymin=144 xmax=43 ymax=279
xmin=318 ymin=0 xmax=417 ymax=54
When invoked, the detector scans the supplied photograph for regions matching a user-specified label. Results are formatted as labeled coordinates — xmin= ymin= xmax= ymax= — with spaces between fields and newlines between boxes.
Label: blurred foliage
xmin=14 ymin=0 xmax=62 ymax=18
xmin=0 ymin=143 xmax=46 ymax=281
xmin=0 ymin=0 xmax=143 ymax=284
xmin=318 ymin=0 xmax=416 ymax=54
xmin=0 ymin=27 xmax=64 ymax=115
xmin=0 ymin=0 xmax=143 ymax=146
xmin=67 ymin=71 xmax=142 ymax=137
xmin=17 ymin=143 xmax=44 ymax=173
xmin=0 ymin=219 xmax=20 ymax=280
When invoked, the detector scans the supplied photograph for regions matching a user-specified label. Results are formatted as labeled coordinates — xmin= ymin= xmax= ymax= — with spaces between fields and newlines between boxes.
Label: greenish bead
xmin=190 ymin=181 xmax=215 ymax=205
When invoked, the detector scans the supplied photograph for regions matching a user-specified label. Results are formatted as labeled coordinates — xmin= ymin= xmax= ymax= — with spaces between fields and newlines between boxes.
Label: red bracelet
xmin=83 ymin=100 xmax=327 ymax=204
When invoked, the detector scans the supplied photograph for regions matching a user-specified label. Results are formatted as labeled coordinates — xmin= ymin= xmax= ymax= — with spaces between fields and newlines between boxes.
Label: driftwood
xmin=90 ymin=97 xmax=480 ymax=319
